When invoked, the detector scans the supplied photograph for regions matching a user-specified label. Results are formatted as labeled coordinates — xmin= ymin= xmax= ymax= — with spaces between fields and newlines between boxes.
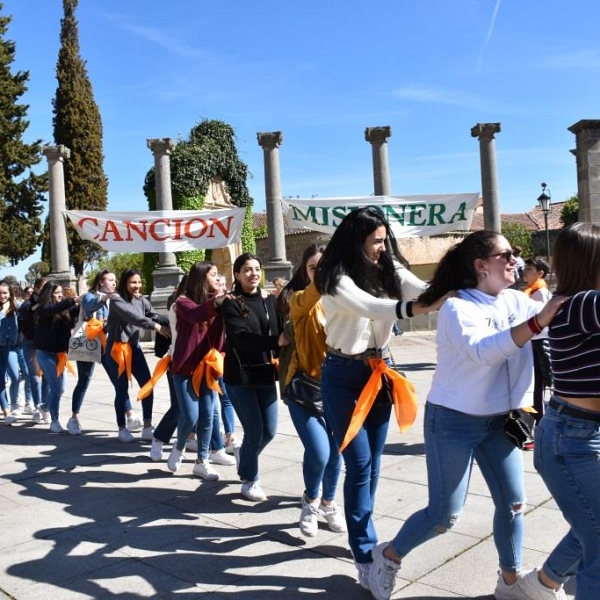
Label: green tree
xmin=0 ymin=5 xmax=47 ymax=265
xmin=142 ymin=119 xmax=255 ymax=291
xmin=501 ymin=222 xmax=532 ymax=257
xmin=51 ymin=0 xmax=107 ymax=277
xmin=24 ymin=260 xmax=50 ymax=285
xmin=560 ymin=195 xmax=578 ymax=227
xmin=86 ymin=252 xmax=144 ymax=288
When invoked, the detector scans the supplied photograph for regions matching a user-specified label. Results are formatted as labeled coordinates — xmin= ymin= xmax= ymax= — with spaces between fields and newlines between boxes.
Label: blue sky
xmin=1 ymin=0 xmax=597 ymax=280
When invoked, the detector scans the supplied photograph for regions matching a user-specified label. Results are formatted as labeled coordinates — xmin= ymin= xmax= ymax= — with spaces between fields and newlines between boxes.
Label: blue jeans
xmin=154 ymin=371 xmax=179 ymax=444
xmin=227 ymin=383 xmax=278 ymax=482
xmin=105 ymin=340 xmax=153 ymax=428
xmin=535 ymin=397 xmax=600 ymax=599
xmin=288 ymin=400 xmax=342 ymax=501
xmin=173 ymin=374 xmax=216 ymax=460
xmin=22 ymin=339 xmax=43 ymax=408
xmin=72 ymin=360 xmax=96 ymax=414
xmin=14 ymin=345 xmax=31 ymax=403
xmin=219 ymin=378 xmax=235 ymax=435
xmin=0 ymin=345 xmax=19 ymax=409
xmin=36 ymin=350 xmax=67 ymax=422
xmin=391 ymin=402 xmax=525 ymax=573
xmin=320 ymin=352 xmax=392 ymax=563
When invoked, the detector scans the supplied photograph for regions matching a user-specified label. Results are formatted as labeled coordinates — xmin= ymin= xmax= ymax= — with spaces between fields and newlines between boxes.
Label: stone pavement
xmin=0 ymin=333 xmax=575 ymax=599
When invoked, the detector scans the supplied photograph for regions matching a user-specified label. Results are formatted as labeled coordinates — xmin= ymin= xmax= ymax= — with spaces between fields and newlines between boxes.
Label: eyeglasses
xmin=488 ymin=250 xmax=513 ymax=262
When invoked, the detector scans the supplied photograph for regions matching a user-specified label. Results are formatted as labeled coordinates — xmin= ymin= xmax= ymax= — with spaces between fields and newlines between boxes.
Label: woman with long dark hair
xmin=314 ymin=206 xmax=442 ymax=589
xmin=0 ymin=280 xmax=22 ymax=424
xmin=166 ymin=261 xmax=230 ymax=480
xmin=277 ymin=243 xmax=346 ymax=537
xmin=221 ymin=253 xmax=284 ymax=502
xmin=33 ymin=280 xmax=82 ymax=432
xmin=369 ymin=230 xmax=565 ymax=600
xmin=105 ymin=268 xmax=170 ymax=442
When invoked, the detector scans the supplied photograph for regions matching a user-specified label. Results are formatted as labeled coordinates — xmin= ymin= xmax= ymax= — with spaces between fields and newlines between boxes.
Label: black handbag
xmin=283 ymin=370 xmax=323 ymax=416
xmin=233 ymin=347 xmax=277 ymax=388
xmin=504 ymin=411 xmax=533 ymax=450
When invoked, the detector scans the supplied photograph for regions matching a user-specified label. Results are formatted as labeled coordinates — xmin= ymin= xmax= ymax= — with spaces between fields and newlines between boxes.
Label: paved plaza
xmin=0 ymin=332 xmax=575 ymax=599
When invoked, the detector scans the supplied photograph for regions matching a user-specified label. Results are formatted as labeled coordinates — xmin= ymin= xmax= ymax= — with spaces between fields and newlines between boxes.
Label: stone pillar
xmin=471 ymin=123 xmax=502 ymax=233
xmin=41 ymin=145 xmax=77 ymax=290
xmin=568 ymin=120 xmax=600 ymax=223
xmin=146 ymin=138 xmax=183 ymax=310
xmin=257 ymin=131 xmax=292 ymax=284
xmin=365 ymin=126 xmax=392 ymax=196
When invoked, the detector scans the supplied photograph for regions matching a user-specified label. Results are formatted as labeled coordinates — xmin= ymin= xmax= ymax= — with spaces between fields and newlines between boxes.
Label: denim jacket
xmin=0 ymin=311 xmax=21 ymax=348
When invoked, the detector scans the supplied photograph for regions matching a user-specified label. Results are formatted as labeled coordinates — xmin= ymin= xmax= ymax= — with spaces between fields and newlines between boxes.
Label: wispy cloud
xmin=476 ymin=0 xmax=502 ymax=73
xmin=531 ymin=49 xmax=600 ymax=70
xmin=103 ymin=13 xmax=209 ymax=60
xmin=393 ymin=84 xmax=501 ymax=112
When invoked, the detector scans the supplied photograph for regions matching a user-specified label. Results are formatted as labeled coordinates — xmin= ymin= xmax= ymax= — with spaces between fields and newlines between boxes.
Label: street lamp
xmin=537 ymin=182 xmax=551 ymax=261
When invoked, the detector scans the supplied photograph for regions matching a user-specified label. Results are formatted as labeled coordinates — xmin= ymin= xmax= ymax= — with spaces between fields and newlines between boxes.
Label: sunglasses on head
xmin=488 ymin=250 xmax=513 ymax=262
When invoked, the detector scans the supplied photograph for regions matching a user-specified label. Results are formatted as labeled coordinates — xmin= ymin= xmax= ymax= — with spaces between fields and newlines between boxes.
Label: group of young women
xmin=3 ymin=206 xmax=597 ymax=599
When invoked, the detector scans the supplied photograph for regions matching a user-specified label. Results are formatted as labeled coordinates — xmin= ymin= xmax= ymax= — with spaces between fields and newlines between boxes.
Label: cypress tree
xmin=0 ymin=4 xmax=47 ymax=265
xmin=52 ymin=0 xmax=107 ymax=277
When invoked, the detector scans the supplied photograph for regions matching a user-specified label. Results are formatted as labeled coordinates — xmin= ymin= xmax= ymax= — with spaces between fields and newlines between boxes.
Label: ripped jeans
xmin=390 ymin=402 xmax=525 ymax=573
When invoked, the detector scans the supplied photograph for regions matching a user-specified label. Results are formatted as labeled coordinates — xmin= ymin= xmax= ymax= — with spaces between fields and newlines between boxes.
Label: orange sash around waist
xmin=137 ymin=354 xmax=171 ymax=401
xmin=56 ymin=351 xmax=76 ymax=377
xmin=339 ymin=357 xmax=418 ymax=453
xmin=111 ymin=341 xmax=132 ymax=382
xmin=85 ymin=316 xmax=107 ymax=350
xmin=192 ymin=348 xmax=224 ymax=396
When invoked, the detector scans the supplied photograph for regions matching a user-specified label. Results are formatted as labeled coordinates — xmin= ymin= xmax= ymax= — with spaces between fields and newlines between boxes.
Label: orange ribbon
xmin=524 ymin=279 xmax=547 ymax=297
xmin=111 ymin=341 xmax=132 ymax=382
xmin=192 ymin=348 xmax=224 ymax=396
xmin=85 ymin=317 xmax=107 ymax=350
xmin=56 ymin=352 xmax=76 ymax=377
xmin=339 ymin=357 xmax=418 ymax=453
xmin=137 ymin=354 xmax=171 ymax=401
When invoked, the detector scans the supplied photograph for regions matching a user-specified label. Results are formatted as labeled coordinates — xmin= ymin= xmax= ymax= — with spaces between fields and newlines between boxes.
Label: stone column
xmin=146 ymin=138 xmax=183 ymax=310
xmin=41 ymin=145 xmax=77 ymax=289
xmin=568 ymin=120 xmax=600 ymax=223
xmin=257 ymin=131 xmax=292 ymax=284
xmin=365 ymin=126 xmax=392 ymax=196
xmin=471 ymin=123 xmax=502 ymax=233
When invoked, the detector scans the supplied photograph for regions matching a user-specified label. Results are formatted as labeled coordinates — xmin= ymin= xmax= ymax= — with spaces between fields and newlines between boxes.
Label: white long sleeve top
xmin=321 ymin=266 xmax=426 ymax=355
xmin=427 ymin=288 xmax=540 ymax=415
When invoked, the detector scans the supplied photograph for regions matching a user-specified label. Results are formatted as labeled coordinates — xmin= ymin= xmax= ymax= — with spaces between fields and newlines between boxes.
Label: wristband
xmin=396 ymin=301 xmax=414 ymax=320
xmin=527 ymin=316 xmax=542 ymax=335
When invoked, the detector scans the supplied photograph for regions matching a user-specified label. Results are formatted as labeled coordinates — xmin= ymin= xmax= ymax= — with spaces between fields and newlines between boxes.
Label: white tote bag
xmin=67 ymin=313 xmax=102 ymax=363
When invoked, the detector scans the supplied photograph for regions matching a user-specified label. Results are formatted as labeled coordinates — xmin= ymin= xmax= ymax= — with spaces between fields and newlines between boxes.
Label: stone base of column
xmin=48 ymin=271 xmax=78 ymax=292
xmin=150 ymin=266 xmax=184 ymax=312
xmin=263 ymin=261 xmax=293 ymax=289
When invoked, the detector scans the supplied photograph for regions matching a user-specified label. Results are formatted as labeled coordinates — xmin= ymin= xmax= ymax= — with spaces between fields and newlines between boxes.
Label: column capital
xmin=470 ymin=123 xmax=501 ymax=139
xmin=41 ymin=144 xmax=71 ymax=161
xmin=146 ymin=138 xmax=175 ymax=156
xmin=365 ymin=126 xmax=392 ymax=144
xmin=568 ymin=119 xmax=600 ymax=135
xmin=257 ymin=131 xmax=283 ymax=150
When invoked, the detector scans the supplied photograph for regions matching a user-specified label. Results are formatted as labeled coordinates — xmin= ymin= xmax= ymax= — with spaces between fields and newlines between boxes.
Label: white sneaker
xmin=9 ymin=405 xmax=20 ymax=417
xmin=494 ymin=569 xmax=567 ymax=600
xmin=209 ymin=449 xmax=236 ymax=466
xmin=185 ymin=438 xmax=198 ymax=453
xmin=118 ymin=428 xmax=135 ymax=443
xmin=49 ymin=420 xmax=63 ymax=434
xmin=23 ymin=403 xmax=34 ymax=415
xmin=368 ymin=543 xmax=401 ymax=600
xmin=224 ymin=437 xmax=236 ymax=455
xmin=4 ymin=413 xmax=17 ymax=425
xmin=167 ymin=447 xmax=185 ymax=473
xmin=299 ymin=495 xmax=320 ymax=537
xmin=193 ymin=460 xmax=220 ymax=480
xmin=67 ymin=417 xmax=82 ymax=435
xmin=126 ymin=413 xmax=143 ymax=431
xmin=141 ymin=426 xmax=154 ymax=441
xmin=41 ymin=407 xmax=51 ymax=423
xmin=355 ymin=561 xmax=371 ymax=590
xmin=319 ymin=501 xmax=347 ymax=533
xmin=149 ymin=438 xmax=164 ymax=461
xmin=241 ymin=481 xmax=267 ymax=502
xmin=32 ymin=409 xmax=42 ymax=424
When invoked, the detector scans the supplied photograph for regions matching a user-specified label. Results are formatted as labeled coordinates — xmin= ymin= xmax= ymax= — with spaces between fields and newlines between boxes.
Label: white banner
xmin=283 ymin=194 xmax=480 ymax=238
xmin=65 ymin=209 xmax=247 ymax=252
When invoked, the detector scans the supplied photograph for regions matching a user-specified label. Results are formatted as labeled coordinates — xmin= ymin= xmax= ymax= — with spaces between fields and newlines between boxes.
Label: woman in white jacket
xmin=368 ymin=230 xmax=566 ymax=600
